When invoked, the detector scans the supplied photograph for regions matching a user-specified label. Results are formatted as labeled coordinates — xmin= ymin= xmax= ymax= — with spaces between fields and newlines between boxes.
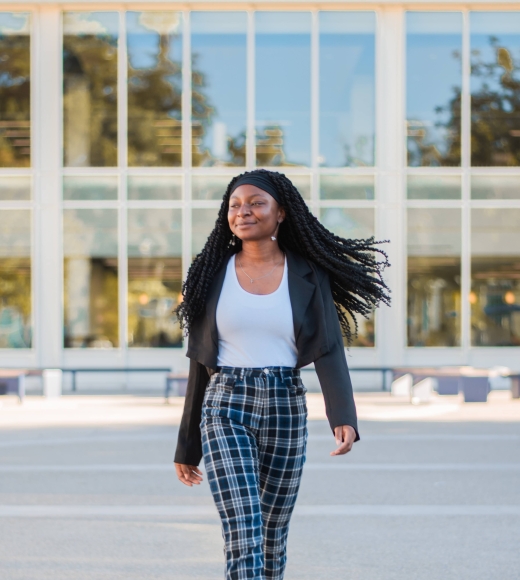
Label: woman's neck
xmin=239 ymin=240 xmax=284 ymax=265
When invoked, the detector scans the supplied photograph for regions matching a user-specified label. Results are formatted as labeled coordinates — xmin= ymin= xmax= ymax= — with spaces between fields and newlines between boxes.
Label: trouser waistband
xmin=215 ymin=365 xmax=300 ymax=379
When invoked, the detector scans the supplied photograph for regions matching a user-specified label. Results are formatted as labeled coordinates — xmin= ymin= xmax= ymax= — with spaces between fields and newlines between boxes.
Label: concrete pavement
xmin=0 ymin=391 xmax=519 ymax=579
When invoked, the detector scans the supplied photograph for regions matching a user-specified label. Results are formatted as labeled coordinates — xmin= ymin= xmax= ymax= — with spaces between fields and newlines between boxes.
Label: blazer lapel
xmin=205 ymin=251 xmax=232 ymax=353
xmin=286 ymin=249 xmax=316 ymax=344
xmin=186 ymin=249 xmax=233 ymax=368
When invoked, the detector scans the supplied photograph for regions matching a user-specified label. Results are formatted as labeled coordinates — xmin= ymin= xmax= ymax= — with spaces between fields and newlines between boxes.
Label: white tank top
xmin=216 ymin=254 xmax=298 ymax=368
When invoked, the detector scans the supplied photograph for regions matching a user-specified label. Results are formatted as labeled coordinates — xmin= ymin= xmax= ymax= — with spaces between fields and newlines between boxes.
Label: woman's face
xmin=228 ymin=184 xmax=285 ymax=243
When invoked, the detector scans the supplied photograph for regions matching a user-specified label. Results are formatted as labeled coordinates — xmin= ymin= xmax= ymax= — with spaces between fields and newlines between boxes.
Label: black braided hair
xmin=176 ymin=169 xmax=391 ymax=344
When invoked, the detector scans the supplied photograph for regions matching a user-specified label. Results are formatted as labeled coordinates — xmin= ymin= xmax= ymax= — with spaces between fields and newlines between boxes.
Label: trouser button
xmin=263 ymin=368 xmax=269 ymax=374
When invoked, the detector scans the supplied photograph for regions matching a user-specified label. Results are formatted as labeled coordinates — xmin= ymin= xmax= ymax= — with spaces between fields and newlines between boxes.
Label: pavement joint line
xmin=2 ymin=463 xmax=520 ymax=472
xmin=0 ymin=505 xmax=519 ymax=517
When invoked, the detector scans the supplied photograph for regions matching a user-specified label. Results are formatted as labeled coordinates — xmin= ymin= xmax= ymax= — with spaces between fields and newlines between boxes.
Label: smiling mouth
xmin=236 ymin=222 xmax=256 ymax=226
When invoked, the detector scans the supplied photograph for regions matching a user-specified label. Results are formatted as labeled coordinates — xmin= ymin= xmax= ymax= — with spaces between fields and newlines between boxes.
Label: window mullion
xmin=461 ymin=9 xmax=471 ymax=354
xmin=118 ymin=9 xmax=128 ymax=354
xmin=311 ymin=9 xmax=319 ymax=214
xmin=182 ymin=10 xmax=191 ymax=279
xmin=246 ymin=10 xmax=255 ymax=170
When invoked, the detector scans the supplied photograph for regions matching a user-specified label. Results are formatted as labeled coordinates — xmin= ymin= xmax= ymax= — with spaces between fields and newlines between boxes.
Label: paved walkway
xmin=0 ymin=392 xmax=519 ymax=579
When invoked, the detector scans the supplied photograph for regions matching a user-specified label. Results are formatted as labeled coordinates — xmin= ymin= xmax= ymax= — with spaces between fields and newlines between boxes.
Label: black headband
xmin=230 ymin=172 xmax=281 ymax=204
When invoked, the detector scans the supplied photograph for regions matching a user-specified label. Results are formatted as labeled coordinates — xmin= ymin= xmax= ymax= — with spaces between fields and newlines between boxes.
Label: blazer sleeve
xmin=313 ymin=272 xmax=360 ymax=442
xmin=174 ymin=358 xmax=210 ymax=466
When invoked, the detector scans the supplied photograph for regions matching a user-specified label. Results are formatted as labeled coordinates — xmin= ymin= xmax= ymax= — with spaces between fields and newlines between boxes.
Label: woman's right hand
xmin=175 ymin=463 xmax=203 ymax=487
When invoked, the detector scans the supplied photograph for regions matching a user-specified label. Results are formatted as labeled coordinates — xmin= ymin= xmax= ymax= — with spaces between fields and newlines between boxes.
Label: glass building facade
xmin=1 ymin=4 xmax=519 ymax=374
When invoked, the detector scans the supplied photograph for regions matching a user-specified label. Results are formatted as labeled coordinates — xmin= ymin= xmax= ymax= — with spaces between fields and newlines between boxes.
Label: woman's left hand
xmin=330 ymin=425 xmax=356 ymax=456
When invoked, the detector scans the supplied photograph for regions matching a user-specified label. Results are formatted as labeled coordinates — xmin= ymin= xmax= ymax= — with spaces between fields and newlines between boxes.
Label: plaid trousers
xmin=200 ymin=366 xmax=308 ymax=580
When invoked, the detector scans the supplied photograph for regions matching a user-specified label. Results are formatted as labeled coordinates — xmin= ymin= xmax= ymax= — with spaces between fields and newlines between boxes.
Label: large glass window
xmin=128 ymin=209 xmax=182 ymax=347
xmin=470 ymin=13 xmax=520 ymax=167
xmin=255 ymin=12 xmax=311 ymax=167
xmin=191 ymin=12 xmax=247 ymax=167
xmin=63 ymin=176 xmax=118 ymax=201
xmin=320 ymin=208 xmax=375 ymax=347
xmin=192 ymin=175 xmax=233 ymax=200
xmin=63 ymin=12 xmax=118 ymax=167
xmin=471 ymin=175 xmax=520 ymax=199
xmin=0 ymin=210 xmax=31 ymax=348
xmin=407 ymin=175 xmax=461 ymax=200
xmin=127 ymin=175 xmax=182 ymax=201
xmin=471 ymin=209 xmax=520 ymax=346
xmin=406 ymin=13 xmax=462 ymax=167
xmin=127 ymin=12 xmax=183 ymax=167
xmin=63 ymin=209 xmax=118 ymax=348
xmin=192 ymin=208 xmax=219 ymax=258
xmin=319 ymin=12 xmax=375 ymax=167
xmin=0 ymin=13 xmax=30 ymax=168
xmin=320 ymin=175 xmax=375 ymax=200
xmin=407 ymin=209 xmax=461 ymax=347
xmin=0 ymin=176 xmax=31 ymax=201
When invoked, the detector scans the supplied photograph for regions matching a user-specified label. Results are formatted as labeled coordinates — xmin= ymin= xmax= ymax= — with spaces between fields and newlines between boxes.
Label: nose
xmin=237 ymin=204 xmax=251 ymax=217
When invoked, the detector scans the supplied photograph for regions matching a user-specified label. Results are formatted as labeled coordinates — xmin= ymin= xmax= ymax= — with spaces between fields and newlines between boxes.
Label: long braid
xmin=176 ymin=169 xmax=390 ymax=344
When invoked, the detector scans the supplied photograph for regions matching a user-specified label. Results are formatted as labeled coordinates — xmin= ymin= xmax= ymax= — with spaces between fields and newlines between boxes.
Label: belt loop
xmin=240 ymin=367 xmax=244 ymax=380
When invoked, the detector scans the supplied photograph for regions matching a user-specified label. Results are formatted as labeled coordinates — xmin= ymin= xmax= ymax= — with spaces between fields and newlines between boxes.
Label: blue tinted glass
xmin=319 ymin=12 xmax=375 ymax=167
xmin=127 ymin=12 xmax=183 ymax=167
xmin=255 ymin=12 xmax=311 ymax=167
xmin=406 ymin=12 xmax=462 ymax=167
xmin=470 ymin=12 xmax=520 ymax=166
xmin=191 ymin=12 xmax=247 ymax=166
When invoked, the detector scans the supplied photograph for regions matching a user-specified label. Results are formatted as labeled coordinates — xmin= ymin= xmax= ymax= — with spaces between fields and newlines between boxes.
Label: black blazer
xmin=174 ymin=248 xmax=359 ymax=466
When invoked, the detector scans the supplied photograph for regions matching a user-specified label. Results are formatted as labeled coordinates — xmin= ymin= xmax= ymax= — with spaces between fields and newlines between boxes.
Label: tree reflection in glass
xmin=127 ymin=12 xmax=183 ymax=167
xmin=319 ymin=12 xmax=375 ymax=167
xmin=471 ymin=209 xmax=520 ymax=346
xmin=255 ymin=12 xmax=311 ymax=167
xmin=406 ymin=12 xmax=462 ymax=167
xmin=320 ymin=208 xmax=375 ymax=347
xmin=63 ymin=12 xmax=118 ymax=167
xmin=0 ymin=13 xmax=30 ymax=168
xmin=0 ymin=210 xmax=31 ymax=348
xmin=128 ymin=209 xmax=183 ymax=348
xmin=63 ymin=209 xmax=118 ymax=348
xmin=191 ymin=12 xmax=246 ymax=167
xmin=470 ymin=12 xmax=520 ymax=166
xmin=407 ymin=209 xmax=461 ymax=346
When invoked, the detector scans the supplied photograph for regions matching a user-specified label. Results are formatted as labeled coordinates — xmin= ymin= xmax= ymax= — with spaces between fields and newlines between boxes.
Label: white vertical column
xmin=36 ymin=7 xmax=62 ymax=368
xmin=182 ymin=10 xmax=192 ymax=279
xmin=375 ymin=7 xmax=405 ymax=367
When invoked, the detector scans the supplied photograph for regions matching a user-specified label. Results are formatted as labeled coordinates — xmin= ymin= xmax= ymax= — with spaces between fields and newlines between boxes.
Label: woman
xmin=174 ymin=169 xmax=390 ymax=580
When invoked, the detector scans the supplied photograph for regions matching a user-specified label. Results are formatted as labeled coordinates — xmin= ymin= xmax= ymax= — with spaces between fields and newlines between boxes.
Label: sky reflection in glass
xmin=191 ymin=12 xmax=247 ymax=167
xmin=406 ymin=12 xmax=462 ymax=167
xmin=319 ymin=12 xmax=375 ymax=167
xmin=255 ymin=12 xmax=311 ymax=167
